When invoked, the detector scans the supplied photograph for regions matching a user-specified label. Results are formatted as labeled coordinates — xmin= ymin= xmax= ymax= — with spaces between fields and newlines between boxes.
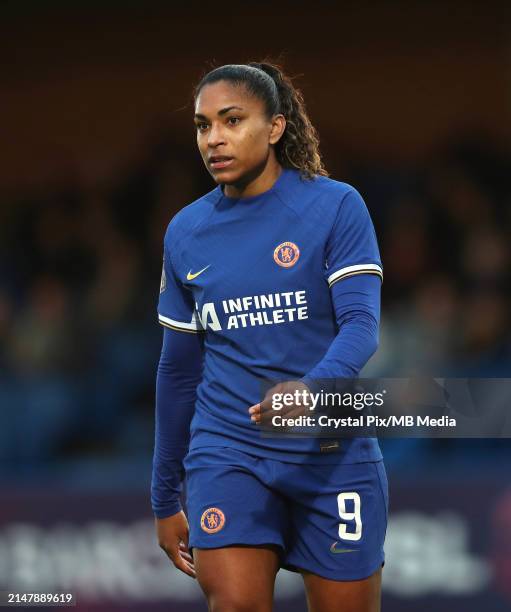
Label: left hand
xmin=248 ymin=380 xmax=312 ymax=426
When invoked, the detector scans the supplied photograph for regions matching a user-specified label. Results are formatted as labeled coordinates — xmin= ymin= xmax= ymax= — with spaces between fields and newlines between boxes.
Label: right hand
xmin=155 ymin=511 xmax=196 ymax=578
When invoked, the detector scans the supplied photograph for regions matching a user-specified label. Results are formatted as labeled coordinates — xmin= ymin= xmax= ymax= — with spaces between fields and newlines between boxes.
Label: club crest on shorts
xmin=274 ymin=242 xmax=300 ymax=268
xmin=200 ymin=507 xmax=226 ymax=534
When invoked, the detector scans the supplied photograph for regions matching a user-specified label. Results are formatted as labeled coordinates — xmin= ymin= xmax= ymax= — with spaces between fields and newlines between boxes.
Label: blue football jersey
xmin=158 ymin=169 xmax=383 ymax=464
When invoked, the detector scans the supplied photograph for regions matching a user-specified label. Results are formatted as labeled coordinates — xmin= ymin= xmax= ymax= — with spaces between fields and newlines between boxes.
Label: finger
xmin=249 ymin=404 xmax=262 ymax=424
xmin=176 ymin=558 xmax=196 ymax=578
xmin=179 ymin=541 xmax=190 ymax=551
xmin=167 ymin=549 xmax=196 ymax=578
xmin=248 ymin=403 xmax=260 ymax=416
xmin=178 ymin=543 xmax=194 ymax=562
xmin=180 ymin=551 xmax=194 ymax=564
xmin=181 ymin=556 xmax=196 ymax=577
xmin=249 ymin=384 xmax=283 ymax=417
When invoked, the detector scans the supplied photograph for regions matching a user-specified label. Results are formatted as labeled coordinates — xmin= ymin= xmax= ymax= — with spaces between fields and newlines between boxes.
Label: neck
xmin=223 ymin=157 xmax=282 ymax=199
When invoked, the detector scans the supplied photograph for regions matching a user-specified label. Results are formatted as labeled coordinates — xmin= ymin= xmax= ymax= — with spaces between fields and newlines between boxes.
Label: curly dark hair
xmin=194 ymin=61 xmax=328 ymax=180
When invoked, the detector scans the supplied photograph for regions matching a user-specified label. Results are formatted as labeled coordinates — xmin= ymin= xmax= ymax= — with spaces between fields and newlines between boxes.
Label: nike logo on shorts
xmin=330 ymin=542 xmax=358 ymax=554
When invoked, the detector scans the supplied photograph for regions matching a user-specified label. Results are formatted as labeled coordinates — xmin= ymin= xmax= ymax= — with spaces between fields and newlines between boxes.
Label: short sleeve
xmin=157 ymin=225 xmax=203 ymax=333
xmin=324 ymin=188 xmax=383 ymax=288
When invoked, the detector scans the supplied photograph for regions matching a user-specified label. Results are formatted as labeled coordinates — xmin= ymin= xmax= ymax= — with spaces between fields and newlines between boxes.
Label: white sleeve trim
xmin=158 ymin=312 xmax=204 ymax=332
xmin=327 ymin=263 xmax=383 ymax=287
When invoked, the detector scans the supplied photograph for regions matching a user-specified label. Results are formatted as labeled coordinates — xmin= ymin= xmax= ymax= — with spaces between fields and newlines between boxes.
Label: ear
xmin=269 ymin=114 xmax=286 ymax=145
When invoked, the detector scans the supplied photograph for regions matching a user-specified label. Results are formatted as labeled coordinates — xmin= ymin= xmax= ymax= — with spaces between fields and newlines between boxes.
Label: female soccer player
xmin=152 ymin=62 xmax=388 ymax=612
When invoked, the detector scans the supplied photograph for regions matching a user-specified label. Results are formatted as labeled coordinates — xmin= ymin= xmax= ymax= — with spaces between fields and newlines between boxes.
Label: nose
xmin=207 ymin=122 xmax=226 ymax=148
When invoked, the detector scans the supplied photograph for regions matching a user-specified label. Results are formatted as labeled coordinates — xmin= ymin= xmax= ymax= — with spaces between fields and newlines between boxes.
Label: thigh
xmin=282 ymin=461 xmax=388 ymax=582
xmin=302 ymin=566 xmax=382 ymax=612
xmin=194 ymin=545 xmax=280 ymax=612
xmin=184 ymin=447 xmax=289 ymax=551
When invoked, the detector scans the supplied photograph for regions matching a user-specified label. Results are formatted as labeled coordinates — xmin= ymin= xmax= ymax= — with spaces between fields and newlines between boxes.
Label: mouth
xmin=208 ymin=156 xmax=234 ymax=170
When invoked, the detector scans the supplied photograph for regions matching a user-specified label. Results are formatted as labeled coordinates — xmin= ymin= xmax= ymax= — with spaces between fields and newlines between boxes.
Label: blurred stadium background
xmin=1 ymin=1 xmax=511 ymax=610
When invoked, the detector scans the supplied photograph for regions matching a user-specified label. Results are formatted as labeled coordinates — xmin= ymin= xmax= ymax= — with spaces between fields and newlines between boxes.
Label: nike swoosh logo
xmin=186 ymin=265 xmax=210 ymax=281
xmin=330 ymin=542 xmax=357 ymax=554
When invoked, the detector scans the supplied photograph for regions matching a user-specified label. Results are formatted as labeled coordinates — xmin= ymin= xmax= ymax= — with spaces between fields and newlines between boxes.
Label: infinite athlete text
xmin=197 ymin=290 xmax=309 ymax=330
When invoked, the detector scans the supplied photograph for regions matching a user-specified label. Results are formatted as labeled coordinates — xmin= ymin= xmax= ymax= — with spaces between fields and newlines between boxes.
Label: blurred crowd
xmin=1 ymin=132 xmax=510 ymax=469
xmin=361 ymin=135 xmax=511 ymax=378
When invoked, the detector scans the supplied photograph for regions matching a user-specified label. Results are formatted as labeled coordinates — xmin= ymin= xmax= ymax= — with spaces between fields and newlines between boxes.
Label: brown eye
xmin=228 ymin=117 xmax=241 ymax=126
xmin=196 ymin=122 xmax=209 ymax=132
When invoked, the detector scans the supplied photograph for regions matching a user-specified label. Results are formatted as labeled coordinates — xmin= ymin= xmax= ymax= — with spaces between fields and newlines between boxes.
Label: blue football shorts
xmin=183 ymin=446 xmax=388 ymax=581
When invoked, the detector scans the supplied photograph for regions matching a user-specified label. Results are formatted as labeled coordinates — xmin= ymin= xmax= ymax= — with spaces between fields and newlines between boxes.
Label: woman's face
xmin=194 ymin=80 xmax=280 ymax=187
